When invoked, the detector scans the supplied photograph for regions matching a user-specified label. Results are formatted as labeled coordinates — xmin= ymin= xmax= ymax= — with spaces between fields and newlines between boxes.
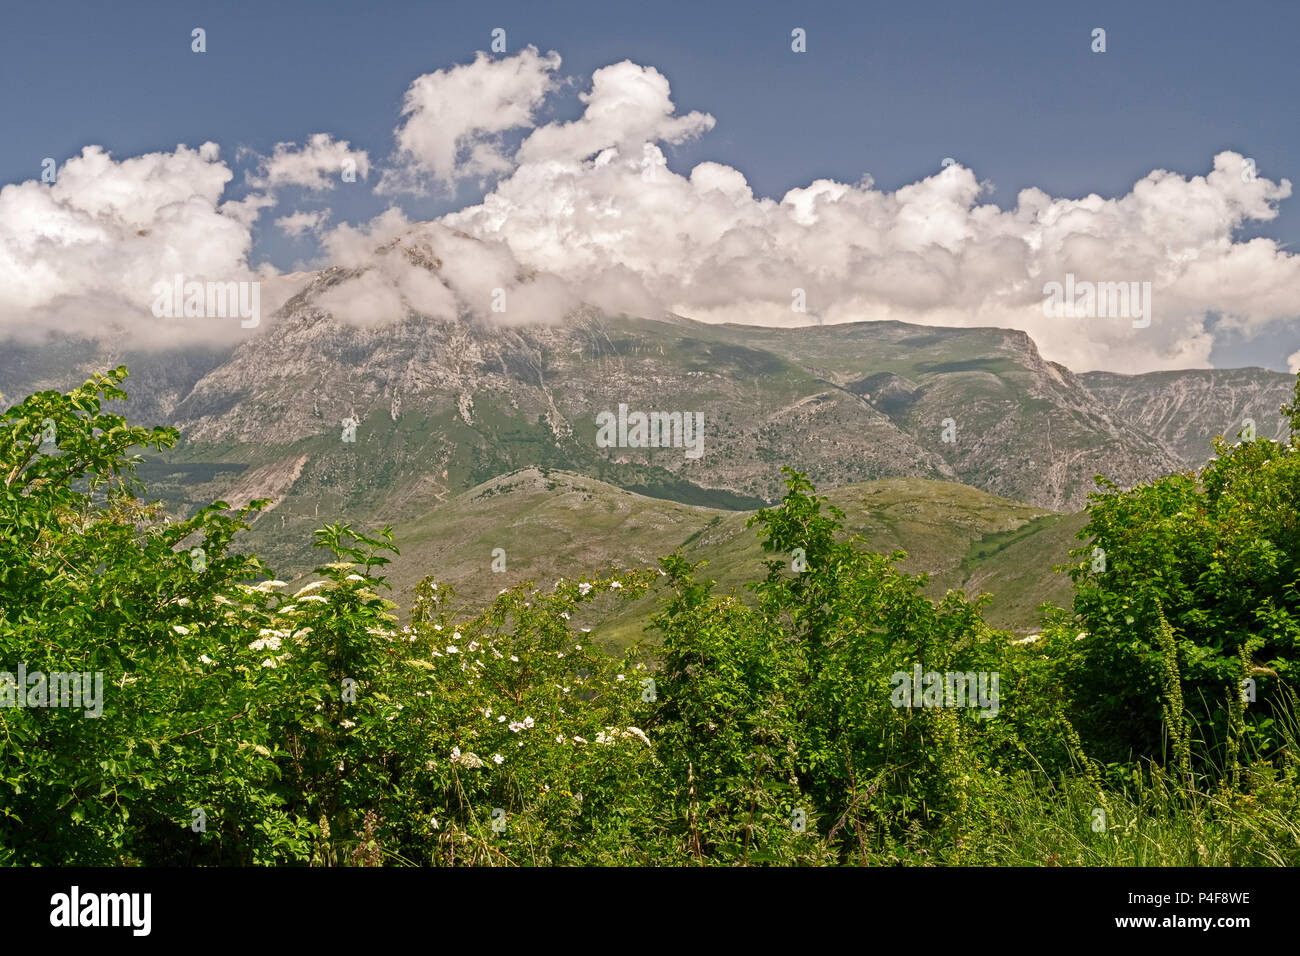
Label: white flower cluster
xmin=449 ymin=746 xmax=484 ymax=769
xmin=594 ymin=726 xmax=651 ymax=747
xmin=249 ymin=628 xmax=286 ymax=652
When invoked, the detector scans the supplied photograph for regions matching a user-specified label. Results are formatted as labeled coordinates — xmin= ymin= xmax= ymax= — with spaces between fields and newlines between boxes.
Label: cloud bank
xmin=431 ymin=55 xmax=1296 ymax=372
xmin=0 ymin=47 xmax=1295 ymax=372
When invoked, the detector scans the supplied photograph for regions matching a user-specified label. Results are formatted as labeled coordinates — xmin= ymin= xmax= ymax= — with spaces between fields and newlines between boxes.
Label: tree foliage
xmin=1 ymin=371 xmax=1297 ymax=866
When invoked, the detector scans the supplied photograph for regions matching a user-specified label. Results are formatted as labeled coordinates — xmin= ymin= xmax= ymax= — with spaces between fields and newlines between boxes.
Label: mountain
xmin=1081 ymin=368 xmax=1294 ymax=467
xmin=3 ymin=239 xmax=1288 ymax=523
xmin=0 ymin=336 xmax=231 ymax=427
xmin=1 ymin=229 xmax=1294 ymax=632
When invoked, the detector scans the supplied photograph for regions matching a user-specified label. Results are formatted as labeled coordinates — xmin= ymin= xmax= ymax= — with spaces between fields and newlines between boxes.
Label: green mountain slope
xmin=292 ymin=468 xmax=1083 ymax=642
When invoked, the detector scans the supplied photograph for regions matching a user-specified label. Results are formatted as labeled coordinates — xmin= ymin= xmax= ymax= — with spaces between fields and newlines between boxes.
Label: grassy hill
xmin=269 ymin=468 xmax=1085 ymax=644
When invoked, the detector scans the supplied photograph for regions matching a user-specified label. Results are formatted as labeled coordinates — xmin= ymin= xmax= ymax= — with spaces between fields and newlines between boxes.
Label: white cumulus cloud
xmin=2 ymin=52 xmax=1296 ymax=374
xmin=376 ymin=46 xmax=562 ymax=196
xmin=431 ymin=59 xmax=1296 ymax=372
xmin=0 ymin=143 xmax=301 ymax=346
xmin=244 ymin=133 xmax=370 ymax=191
xmin=276 ymin=209 xmax=330 ymax=238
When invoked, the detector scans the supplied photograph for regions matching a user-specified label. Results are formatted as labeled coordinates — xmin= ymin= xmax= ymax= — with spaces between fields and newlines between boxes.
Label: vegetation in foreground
xmin=1 ymin=368 xmax=1297 ymax=865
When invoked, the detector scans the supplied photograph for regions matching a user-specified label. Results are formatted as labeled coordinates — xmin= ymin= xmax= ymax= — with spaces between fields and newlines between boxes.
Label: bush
xmin=2 ymin=371 xmax=1297 ymax=866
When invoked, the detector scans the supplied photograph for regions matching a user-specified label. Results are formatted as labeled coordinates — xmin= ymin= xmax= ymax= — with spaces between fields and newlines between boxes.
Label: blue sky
xmin=0 ymin=0 xmax=1296 ymax=370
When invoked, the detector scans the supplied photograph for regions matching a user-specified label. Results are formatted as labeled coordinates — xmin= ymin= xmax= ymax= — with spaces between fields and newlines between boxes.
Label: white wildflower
xmin=250 ymin=634 xmax=283 ymax=652
xmin=454 ymin=751 xmax=484 ymax=769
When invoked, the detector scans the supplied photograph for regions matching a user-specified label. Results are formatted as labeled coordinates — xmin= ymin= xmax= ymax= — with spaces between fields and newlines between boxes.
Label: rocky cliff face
xmin=161 ymin=271 xmax=951 ymax=513
xmin=1081 ymin=368 xmax=1294 ymax=467
xmin=2 ymin=234 xmax=1293 ymax=526
xmin=708 ymin=321 xmax=1185 ymax=510
xmin=0 ymin=336 xmax=231 ymax=428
